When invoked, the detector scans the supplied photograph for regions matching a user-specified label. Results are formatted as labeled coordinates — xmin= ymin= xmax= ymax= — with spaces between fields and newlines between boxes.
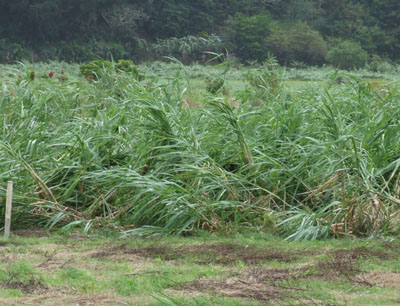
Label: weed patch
xmin=2 ymin=276 xmax=48 ymax=294
xmin=0 ymin=261 xmax=48 ymax=294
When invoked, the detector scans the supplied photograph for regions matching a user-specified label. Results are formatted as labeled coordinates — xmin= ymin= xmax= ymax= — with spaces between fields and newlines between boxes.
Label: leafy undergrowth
xmin=0 ymin=231 xmax=399 ymax=305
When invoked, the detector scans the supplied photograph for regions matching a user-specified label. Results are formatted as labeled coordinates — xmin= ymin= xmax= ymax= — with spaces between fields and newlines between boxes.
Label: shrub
xmin=266 ymin=23 xmax=328 ymax=66
xmin=222 ymin=13 xmax=273 ymax=62
xmin=80 ymin=59 xmax=144 ymax=80
xmin=34 ymin=40 xmax=131 ymax=63
xmin=92 ymin=41 xmax=129 ymax=61
xmin=0 ymin=39 xmax=26 ymax=63
xmin=205 ymin=77 xmax=224 ymax=94
xmin=151 ymin=34 xmax=223 ymax=64
xmin=367 ymin=55 xmax=395 ymax=73
xmin=327 ymin=41 xmax=369 ymax=70
xmin=246 ymin=55 xmax=282 ymax=95
xmin=80 ymin=60 xmax=113 ymax=80
xmin=115 ymin=60 xmax=140 ymax=75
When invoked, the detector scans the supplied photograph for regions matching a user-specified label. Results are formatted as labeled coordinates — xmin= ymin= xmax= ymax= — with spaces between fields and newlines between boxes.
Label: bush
xmin=80 ymin=60 xmax=113 ymax=80
xmin=80 ymin=59 xmax=143 ymax=80
xmin=367 ymin=55 xmax=395 ymax=73
xmin=265 ymin=23 xmax=328 ymax=66
xmin=151 ymin=34 xmax=224 ymax=64
xmin=246 ymin=55 xmax=282 ymax=95
xmin=30 ymin=40 xmax=132 ymax=63
xmin=92 ymin=41 xmax=129 ymax=61
xmin=59 ymin=40 xmax=131 ymax=62
xmin=327 ymin=41 xmax=369 ymax=70
xmin=0 ymin=39 xmax=26 ymax=63
xmin=205 ymin=77 xmax=224 ymax=94
xmin=222 ymin=13 xmax=273 ymax=62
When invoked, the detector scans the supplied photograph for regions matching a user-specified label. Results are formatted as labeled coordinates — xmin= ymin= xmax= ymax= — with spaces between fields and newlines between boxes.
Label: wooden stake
xmin=4 ymin=181 xmax=13 ymax=239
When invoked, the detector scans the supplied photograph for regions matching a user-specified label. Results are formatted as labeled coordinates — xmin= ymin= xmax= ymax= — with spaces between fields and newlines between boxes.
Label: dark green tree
xmin=223 ymin=13 xmax=273 ymax=61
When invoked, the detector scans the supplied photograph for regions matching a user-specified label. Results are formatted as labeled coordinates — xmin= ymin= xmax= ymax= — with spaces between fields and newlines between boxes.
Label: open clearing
xmin=0 ymin=231 xmax=399 ymax=305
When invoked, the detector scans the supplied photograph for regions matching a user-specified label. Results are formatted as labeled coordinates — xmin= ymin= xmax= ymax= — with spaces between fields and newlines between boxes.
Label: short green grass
xmin=0 ymin=231 xmax=398 ymax=305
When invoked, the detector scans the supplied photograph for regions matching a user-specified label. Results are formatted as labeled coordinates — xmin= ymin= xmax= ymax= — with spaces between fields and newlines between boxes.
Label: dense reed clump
xmin=0 ymin=62 xmax=399 ymax=239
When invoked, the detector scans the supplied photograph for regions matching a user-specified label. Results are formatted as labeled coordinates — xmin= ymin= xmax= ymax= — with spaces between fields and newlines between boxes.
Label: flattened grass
xmin=0 ymin=61 xmax=399 ymax=239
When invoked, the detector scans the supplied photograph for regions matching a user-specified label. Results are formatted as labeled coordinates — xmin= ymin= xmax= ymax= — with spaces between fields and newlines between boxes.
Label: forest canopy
xmin=0 ymin=0 xmax=399 ymax=66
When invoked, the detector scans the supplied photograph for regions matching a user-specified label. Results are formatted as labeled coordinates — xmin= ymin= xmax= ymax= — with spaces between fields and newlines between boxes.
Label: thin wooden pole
xmin=4 ymin=181 xmax=13 ymax=238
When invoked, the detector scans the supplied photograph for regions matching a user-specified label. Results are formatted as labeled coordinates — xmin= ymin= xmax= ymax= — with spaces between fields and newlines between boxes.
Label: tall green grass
xmin=0 ymin=62 xmax=399 ymax=239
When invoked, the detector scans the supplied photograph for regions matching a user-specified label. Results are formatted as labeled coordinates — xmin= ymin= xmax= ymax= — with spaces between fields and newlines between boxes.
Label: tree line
xmin=0 ymin=0 xmax=399 ymax=67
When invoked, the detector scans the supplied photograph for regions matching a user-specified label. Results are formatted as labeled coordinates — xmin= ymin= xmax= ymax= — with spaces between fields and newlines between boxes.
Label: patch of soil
xmin=359 ymin=271 xmax=400 ymax=289
xmin=180 ymin=267 xmax=323 ymax=305
xmin=180 ymin=247 xmax=397 ymax=304
xmin=51 ymin=295 xmax=129 ymax=306
xmin=182 ymin=275 xmax=284 ymax=303
xmin=67 ymin=232 xmax=90 ymax=241
xmin=92 ymin=243 xmax=298 ymax=265
xmin=4 ymin=292 xmax=131 ymax=306
xmin=2 ymin=276 xmax=48 ymax=294
xmin=13 ymin=228 xmax=49 ymax=237
xmin=185 ymin=243 xmax=297 ymax=265
xmin=246 ymin=267 xmax=308 ymax=282
xmin=88 ymin=244 xmax=154 ymax=273
xmin=0 ymin=241 xmax=22 ymax=246
xmin=35 ymin=250 xmax=74 ymax=271
xmin=90 ymin=243 xmax=129 ymax=259
xmin=380 ymin=241 xmax=400 ymax=253
xmin=332 ymin=247 xmax=391 ymax=261
xmin=317 ymin=254 xmax=361 ymax=280
xmin=313 ymin=251 xmax=374 ymax=287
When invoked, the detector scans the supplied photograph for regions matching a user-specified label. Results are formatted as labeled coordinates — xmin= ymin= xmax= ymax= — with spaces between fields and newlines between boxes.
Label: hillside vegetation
xmin=0 ymin=0 xmax=399 ymax=67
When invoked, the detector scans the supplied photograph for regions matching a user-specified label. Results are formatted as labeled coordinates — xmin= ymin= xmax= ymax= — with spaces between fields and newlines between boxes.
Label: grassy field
xmin=0 ymin=231 xmax=399 ymax=305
